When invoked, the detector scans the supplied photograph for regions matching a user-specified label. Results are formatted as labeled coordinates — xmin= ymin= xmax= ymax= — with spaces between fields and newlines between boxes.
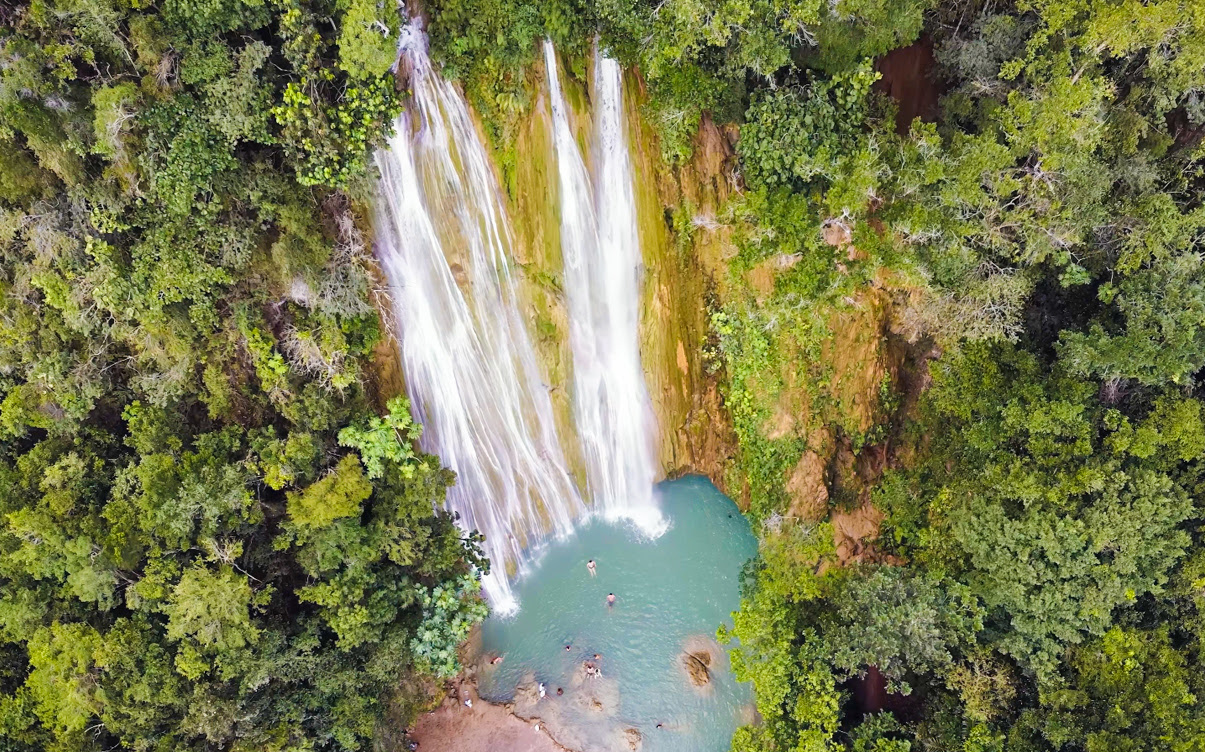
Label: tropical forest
xmin=0 ymin=0 xmax=1203 ymax=750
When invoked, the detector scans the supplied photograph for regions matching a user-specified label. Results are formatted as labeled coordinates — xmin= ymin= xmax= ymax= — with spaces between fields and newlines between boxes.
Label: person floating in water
xmin=489 ymin=655 xmax=503 ymax=665
xmin=587 ymin=559 xmax=596 ymax=576
xmin=607 ymin=593 xmax=616 ymax=606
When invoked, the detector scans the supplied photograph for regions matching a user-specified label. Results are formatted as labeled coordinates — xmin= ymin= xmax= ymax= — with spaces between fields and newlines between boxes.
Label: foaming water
xmin=373 ymin=26 xmax=585 ymax=613
xmin=543 ymin=41 xmax=665 ymax=536
xmin=478 ymin=477 xmax=757 ymax=752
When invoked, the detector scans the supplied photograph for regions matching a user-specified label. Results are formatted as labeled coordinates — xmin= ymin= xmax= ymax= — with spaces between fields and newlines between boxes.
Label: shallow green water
xmin=478 ymin=476 xmax=757 ymax=752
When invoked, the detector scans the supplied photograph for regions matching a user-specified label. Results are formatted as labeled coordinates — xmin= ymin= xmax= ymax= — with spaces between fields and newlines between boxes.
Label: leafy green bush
xmin=0 ymin=0 xmax=486 ymax=749
xmin=739 ymin=63 xmax=881 ymax=190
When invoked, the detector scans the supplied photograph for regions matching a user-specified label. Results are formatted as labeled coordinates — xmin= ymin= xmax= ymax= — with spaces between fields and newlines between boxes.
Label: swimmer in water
xmin=490 ymin=655 xmax=503 ymax=665
xmin=607 ymin=593 xmax=616 ymax=606
xmin=565 ymin=644 xmax=572 ymax=652
xmin=593 ymin=653 xmax=601 ymax=661
xmin=557 ymin=687 xmax=564 ymax=696
xmin=587 ymin=559 xmax=596 ymax=576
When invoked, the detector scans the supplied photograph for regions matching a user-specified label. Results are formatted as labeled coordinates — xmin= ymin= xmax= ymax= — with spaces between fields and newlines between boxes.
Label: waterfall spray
xmin=373 ymin=26 xmax=585 ymax=614
xmin=543 ymin=41 xmax=665 ymax=536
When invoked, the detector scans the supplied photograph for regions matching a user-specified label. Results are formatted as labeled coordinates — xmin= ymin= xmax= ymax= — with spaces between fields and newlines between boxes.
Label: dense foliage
xmin=422 ymin=0 xmax=1205 ymax=751
xmin=7 ymin=0 xmax=1205 ymax=747
xmin=424 ymin=0 xmax=930 ymax=161
xmin=0 ymin=1 xmax=487 ymax=750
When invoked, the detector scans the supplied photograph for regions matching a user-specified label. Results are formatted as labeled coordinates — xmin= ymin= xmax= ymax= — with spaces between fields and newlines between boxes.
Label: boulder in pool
xmin=682 ymin=650 xmax=712 ymax=686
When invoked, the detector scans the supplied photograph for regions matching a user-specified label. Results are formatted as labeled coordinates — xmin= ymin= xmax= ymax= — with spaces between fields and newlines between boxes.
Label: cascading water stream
xmin=373 ymin=26 xmax=585 ymax=614
xmin=543 ymin=41 xmax=665 ymax=535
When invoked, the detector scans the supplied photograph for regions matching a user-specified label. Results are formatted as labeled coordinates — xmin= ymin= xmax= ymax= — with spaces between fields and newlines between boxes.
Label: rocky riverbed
xmin=410 ymin=679 xmax=571 ymax=752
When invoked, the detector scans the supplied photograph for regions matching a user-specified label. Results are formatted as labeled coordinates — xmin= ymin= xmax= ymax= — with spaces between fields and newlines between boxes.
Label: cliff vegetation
xmin=421 ymin=0 xmax=1205 ymax=750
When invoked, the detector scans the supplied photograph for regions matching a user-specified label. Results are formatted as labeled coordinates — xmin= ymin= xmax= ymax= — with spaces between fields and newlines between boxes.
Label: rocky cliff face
xmin=488 ymin=54 xmax=741 ymax=493
xmin=622 ymin=73 xmax=740 ymax=492
xmin=503 ymin=61 xmax=588 ymax=488
xmin=372 ymin=50 xmax=907 ymax=528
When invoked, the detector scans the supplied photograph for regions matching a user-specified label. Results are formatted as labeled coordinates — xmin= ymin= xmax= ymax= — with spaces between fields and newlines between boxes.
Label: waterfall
xmin=373 ymin=26 xmax=585 ymax=614
xmin=543 ymin=41 xmax=665 ymax=535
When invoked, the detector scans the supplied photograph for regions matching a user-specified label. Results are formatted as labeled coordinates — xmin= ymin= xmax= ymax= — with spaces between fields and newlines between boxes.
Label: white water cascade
xmin=543 ymin=41 xmax=665 ymax=535
xmin=373 ymin=27 xmax=586 ymax=614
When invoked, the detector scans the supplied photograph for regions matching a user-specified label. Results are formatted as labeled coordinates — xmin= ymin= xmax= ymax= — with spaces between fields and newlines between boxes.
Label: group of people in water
xmin=479 ymin=558 xmax=674 ymax=733
xmin=567 ymin=559 xmax=614 ymax=682
xmin=588 ymin=559 xmax=618 ymax=606
xmin=502 ymin=646 xmax=601 ymax=700
xmin=487 ymin=559 xmax=617 ymax=676
xmin=562 ymin=644 xmax=604 ymax=678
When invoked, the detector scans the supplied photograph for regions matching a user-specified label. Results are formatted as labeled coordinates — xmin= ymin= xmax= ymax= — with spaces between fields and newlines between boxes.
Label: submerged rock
xmin=679 ymin=635 xmax=727 ymax=692
xmin=510 ymin=669 xmax=630 ymax=752
xmin=682 ymin=650 xmax=712 ymax=686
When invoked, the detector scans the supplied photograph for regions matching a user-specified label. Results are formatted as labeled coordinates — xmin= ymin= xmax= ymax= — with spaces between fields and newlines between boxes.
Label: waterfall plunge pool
xmin=476 ymin=476 xmax=757 ymax=752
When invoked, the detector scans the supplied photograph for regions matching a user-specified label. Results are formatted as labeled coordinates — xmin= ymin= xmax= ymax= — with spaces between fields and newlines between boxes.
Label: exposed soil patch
xmin=786 ymin=450 xmax=829 ymax=522
xmin=874 ymin=36 xmax=942 ymax=134
xmin=831 ymin=500 xmax=884 ymax=565
xmin=822 ymin=291 xmax=890 ymax=437
xmin=747 ymin=252 xmax=802 ymax=302
xmin=844 ymin=665 xmax=925 ymax=723
xmin=1168 ymin=106 xmax=1205 ymax=152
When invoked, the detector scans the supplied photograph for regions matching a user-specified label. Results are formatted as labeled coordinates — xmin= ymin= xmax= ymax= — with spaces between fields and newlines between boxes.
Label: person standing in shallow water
xmin=587 ymin=559 xmax=596 ymax=576
xmin=607 ymin=593 xmax=616 ymax=607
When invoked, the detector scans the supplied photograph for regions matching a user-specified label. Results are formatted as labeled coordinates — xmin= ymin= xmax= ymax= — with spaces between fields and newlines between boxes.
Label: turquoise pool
xmin=477 ymin=476 xmax=758 ymax=752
